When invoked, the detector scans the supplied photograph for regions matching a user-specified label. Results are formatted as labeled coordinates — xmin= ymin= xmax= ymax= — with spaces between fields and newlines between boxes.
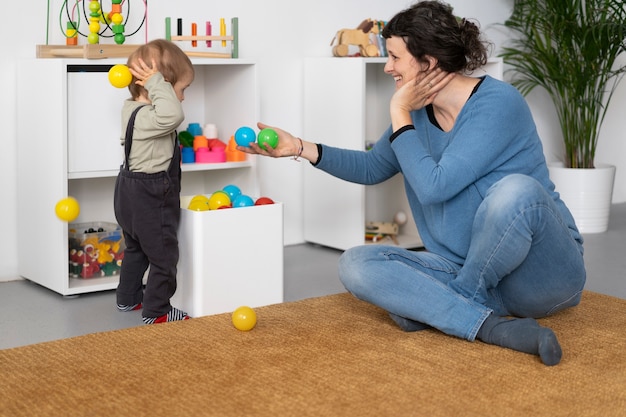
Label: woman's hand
xmin=390 ymin=68 xmax=455 ymax=130
xmin=237 ymin=122 xmax=297 ymax=157
xmin=237 ymin=122 xmax=318 ymax=163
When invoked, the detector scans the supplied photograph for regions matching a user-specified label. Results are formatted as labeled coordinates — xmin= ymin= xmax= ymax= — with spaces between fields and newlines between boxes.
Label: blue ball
xmin=234 ymin=126 xmax=256 ymax=147
xmin=232 ymin=194 xmax=254 ymax=208
xmin=222 ymin=184 xmax=242 ymax=201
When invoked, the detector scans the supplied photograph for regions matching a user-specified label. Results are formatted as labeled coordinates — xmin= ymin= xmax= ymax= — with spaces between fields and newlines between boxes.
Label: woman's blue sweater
xmin=315 ymin=76 xmax=581 ymax=264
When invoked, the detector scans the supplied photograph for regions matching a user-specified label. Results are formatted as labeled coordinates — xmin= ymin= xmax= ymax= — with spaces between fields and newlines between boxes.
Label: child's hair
xmin=126 ymin=39 xmax=194 ymax=100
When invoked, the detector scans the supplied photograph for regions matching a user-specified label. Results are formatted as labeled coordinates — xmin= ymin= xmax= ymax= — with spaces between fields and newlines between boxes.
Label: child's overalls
xmin=113 ymin=105 xmax=182 ymax=319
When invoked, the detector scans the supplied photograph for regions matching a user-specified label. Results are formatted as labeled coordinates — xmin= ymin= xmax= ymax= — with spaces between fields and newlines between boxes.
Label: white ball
xmin=394 ymin=211 xmax=407 ymax=225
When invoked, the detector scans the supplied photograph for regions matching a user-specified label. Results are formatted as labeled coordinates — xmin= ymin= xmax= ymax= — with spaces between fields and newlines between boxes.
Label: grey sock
xmin=477 ymin=314 xmax=562 ymax=366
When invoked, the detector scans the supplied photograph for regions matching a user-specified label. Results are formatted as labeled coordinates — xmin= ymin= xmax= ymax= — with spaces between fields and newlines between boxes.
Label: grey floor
xmin=1 ymin=204 xmax=625 ymax=350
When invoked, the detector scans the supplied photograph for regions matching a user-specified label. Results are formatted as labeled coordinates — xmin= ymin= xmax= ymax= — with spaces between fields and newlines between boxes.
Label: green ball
xmin=257 ymin=128 xmax=279 ymax=151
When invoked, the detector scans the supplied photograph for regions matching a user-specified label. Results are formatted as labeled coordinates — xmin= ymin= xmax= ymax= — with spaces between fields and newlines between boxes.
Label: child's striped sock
xmin=142 ymin=307 xmax=190 ymax=324
xmin=117 ymin=303 xmax=142 ymax=312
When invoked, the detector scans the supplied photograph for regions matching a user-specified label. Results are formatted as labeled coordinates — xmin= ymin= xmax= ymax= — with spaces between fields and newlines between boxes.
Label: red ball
xmin=255 ymin=197 xmax=274 ymax=205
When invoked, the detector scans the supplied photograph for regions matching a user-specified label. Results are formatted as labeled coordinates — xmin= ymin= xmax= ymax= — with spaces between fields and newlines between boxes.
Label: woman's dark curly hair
xmin=382 ymin=0 xmax=491 ymax=72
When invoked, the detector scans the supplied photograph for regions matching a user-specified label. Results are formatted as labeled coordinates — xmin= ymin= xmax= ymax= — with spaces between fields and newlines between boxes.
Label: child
xmin=113 ymin=39 xmax=195 ymax=324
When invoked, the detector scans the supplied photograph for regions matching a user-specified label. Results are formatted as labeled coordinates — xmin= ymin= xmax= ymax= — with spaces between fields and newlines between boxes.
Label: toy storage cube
xmin=172 ymin=198 xmax=284 ymax=317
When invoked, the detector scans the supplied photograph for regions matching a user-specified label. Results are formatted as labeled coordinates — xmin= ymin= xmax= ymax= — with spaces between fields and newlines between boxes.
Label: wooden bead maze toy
xmin=37 ymin=0 xmax=147 ymax=59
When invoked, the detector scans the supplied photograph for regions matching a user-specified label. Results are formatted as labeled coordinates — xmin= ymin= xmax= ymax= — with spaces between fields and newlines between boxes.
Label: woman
xmin=241 ymin=0 xmax=585 ymax=366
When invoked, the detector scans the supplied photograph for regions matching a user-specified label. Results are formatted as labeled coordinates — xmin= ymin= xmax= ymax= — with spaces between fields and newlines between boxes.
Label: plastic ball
xmin=190 ymin=194 xmax=210 ymax=203
xmin=257 ymin=128 xmax=279 ymax=151
xmin=234 ymin=126 xmax=256 ymax=147
xmin=222 ymin=184 xmax=242 ymax=201
xmin=255 ymin=197 xmax=275 ymax=205
xmin=188 ymin=195 xmax=210 ymax=211
xmin=232 ymin=306 xmax=257 ymax=331
xmin=208 ymin=191 xmax=231 ymax=210
xmin=108 ymin=64 xmax=132 ymax=88
xmin=232 ymin=194 xmax=254 ymax=208
xmin=55 ymin=197 xmax=80 ymax=222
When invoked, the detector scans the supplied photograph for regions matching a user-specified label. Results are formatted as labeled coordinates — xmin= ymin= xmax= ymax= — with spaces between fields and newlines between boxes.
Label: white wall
xmin=1 ymin=0 xmax=623 ymax=282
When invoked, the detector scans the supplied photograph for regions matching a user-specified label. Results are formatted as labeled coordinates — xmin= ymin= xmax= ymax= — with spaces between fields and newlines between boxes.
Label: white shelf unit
xmin=303 ymin=57 xmax=502 ymax=251
xmin=17 ymin=58 xmax=260 ymax=295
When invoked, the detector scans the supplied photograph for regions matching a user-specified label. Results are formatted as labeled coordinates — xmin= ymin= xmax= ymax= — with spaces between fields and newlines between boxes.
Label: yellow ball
xmin=108 ymin=64 xmax=132 ymax=88
xmin=208 ymin=191 xmax=231 ymax=210
xmin=232 ymin=306 xmax=257 ymax=331
xmin=190 ymin=194 xmax=210 ymax=204
xmin=55 ymin=197 xmax=80 ymax=222
xmin=188 ymin=195 xmax=210 ymax=211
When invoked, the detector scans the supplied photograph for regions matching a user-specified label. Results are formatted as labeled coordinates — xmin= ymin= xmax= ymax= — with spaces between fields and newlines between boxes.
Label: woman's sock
xmin=117 ymin=303 xmax=142 ymax=312
xmin=476 ymin=314 xmax=562 ymax=366
xmin=142 ymin=307 xmax=190 ymax=324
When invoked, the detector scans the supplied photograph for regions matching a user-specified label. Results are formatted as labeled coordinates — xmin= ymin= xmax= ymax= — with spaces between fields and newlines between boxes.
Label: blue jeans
xmin=338 ymin=174 xmax=586 ymax=341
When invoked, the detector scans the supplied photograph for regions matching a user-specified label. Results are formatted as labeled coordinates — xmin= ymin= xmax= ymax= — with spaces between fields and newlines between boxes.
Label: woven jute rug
xmin=1 ymin=291 xmax=625 ymax=417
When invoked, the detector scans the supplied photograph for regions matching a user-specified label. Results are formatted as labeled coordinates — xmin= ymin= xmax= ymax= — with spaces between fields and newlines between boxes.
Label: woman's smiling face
xmin=384 ymin=36 xmax=426 ymax=90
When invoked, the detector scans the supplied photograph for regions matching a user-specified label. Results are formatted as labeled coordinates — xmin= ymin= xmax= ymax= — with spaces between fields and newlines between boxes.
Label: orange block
xmin=226 ymin=136 xmax=247 ymax=162
xmin=193 ymin=135 xmax=208 ymax=152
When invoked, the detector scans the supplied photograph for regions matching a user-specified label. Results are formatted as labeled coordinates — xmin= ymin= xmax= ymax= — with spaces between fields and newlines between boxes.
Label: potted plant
xmin=498 ymin=0 xmax=626 ymax=233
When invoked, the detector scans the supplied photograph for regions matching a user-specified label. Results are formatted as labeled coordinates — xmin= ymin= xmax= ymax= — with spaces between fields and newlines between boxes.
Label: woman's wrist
xmin=294 ymin=139 xmax=320 ymax=164
xmin=292 ymin=137 xmax=304 ymax=161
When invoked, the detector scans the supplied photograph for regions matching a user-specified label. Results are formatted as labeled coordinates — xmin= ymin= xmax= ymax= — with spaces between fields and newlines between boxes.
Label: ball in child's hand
xmin=257 ymin=128 xmax=279 ymax=151
xmin=232 ymin=306 xmax=257 ymax=331
xmin=55 ymin=197 xmax=80 ymax=222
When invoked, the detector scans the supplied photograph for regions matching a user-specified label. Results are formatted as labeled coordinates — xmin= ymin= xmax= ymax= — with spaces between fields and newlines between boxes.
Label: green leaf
xmin=497 ymin=0 xmax=626 ymax=168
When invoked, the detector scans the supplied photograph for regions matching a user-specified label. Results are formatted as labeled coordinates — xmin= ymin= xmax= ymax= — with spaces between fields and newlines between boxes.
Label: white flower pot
xmin=548 ymin=163 xmax=616 ymax=233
